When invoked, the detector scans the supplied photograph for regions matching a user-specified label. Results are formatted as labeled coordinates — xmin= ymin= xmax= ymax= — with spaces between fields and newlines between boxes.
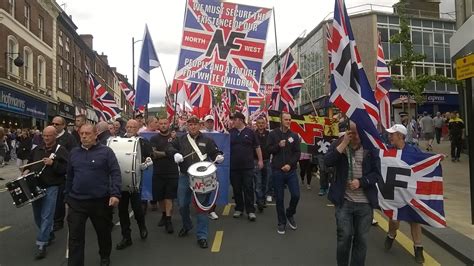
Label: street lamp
xmin=4 ymin=52 xmax=24 ymax=67
xmin=132 ymin=37 xmax=143 ymax=95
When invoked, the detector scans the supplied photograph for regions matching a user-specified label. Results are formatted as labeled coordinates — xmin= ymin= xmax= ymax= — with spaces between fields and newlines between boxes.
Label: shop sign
xmin=0 ymin=85 xmax=47 ymax=120
xmin=58 ymin=102 xmax=75 ymax=120
xmin=456 ymin=54 xmax=474 ymax=80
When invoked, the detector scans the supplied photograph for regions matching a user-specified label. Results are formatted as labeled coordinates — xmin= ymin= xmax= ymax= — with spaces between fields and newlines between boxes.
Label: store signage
xmin=58 ymin=102 xmax=75 ymax=120
xmin=0 ymin=85 xmax=47 ymax=120
xmin=456 ymin=54 xmax=474 ymax=80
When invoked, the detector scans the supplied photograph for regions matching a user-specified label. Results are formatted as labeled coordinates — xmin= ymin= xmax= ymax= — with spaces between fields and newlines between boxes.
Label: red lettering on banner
xmin=290 ymin=122 xmax=323 ymax=145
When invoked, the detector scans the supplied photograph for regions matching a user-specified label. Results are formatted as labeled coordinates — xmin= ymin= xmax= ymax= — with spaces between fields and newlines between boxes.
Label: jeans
xmin=230 ymin=168 xmax=255 ymax=213
xmin=254 ymin=160 xmax=271 ymax=205
xmin=177 ymin=174 xmax=209 ymax=240
xmin=272 ymin=169 xmax=300 ymax=225
xmin=67 ymin=197 xmax=113 ymax=266
xmin=335 ymin=200 xmax=373 ymax=266
xmin=32 ymin=186 xmax=58 ymax=247
xmin=118 ymin=191 xmax=146 ymax=239
xmin=434 ymin=127 xmax=442 ymax=144
xmin=317 ymin=154 xmax=329 ymax=190
xmin=54 ymin=183 xmax=66 ymax=228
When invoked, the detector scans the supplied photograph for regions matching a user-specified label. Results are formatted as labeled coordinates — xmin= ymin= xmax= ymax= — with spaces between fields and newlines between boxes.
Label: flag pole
xmin=273 ymin=7 xmax=282 ymax=111
xmin=303 ymin=85 xmax=318 ymax=115
xmin=172 ymin=82 xmax=178 ymax=128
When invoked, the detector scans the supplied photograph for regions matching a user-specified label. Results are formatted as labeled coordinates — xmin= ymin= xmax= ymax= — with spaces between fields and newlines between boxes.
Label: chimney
xmin=99 ymin=52 xmax=108 ymax=65
xmin=80 ymin=34 xmax=93 ymax=50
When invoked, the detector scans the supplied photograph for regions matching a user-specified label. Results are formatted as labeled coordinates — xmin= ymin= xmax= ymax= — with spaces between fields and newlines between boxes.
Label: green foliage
xmin=388 ymin=0 xmax=458 ymax=103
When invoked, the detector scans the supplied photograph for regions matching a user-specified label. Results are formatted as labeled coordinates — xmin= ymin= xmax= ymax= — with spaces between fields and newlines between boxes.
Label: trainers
xmin=266 ymin=195 xmax=272 ymax=203
xmin=306 ymin=184 xmax=312 ymax=190
xmin=34 ymin=246 xmax=46 ymax=260
xmin=287 ymin=216 xmax=297 ymax=230
xmin=208 ymin=211 xmax=219 ymax=220
xmin=414 ymin=246 xmax=425 ymax=264
xmin=384 ymin=234 xmax=395 ymax=251
xmin=233 ymin=211 xmax=242 ymax=218
xmin=318 ymin=188 xmax=327 ymax=196
xmin=248 ymin=213 xmax=256 ymax=221
xmin=277 ymin=224 xmax=286 ymax=235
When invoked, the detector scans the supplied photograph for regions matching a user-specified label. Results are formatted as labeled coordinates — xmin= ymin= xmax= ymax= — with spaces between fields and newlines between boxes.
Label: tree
xmin=389 ymin=0 xmax=458 ymax=104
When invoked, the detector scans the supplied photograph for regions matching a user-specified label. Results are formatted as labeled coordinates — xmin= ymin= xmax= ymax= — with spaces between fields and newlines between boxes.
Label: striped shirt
xmin=344 ymin=146 xmax=369 ymax=203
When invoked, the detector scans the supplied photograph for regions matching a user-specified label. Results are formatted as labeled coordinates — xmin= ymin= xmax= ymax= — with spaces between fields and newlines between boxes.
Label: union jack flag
xmin=165 ymin=86 xmax=175 ymax=122
xmin=248 ymin=84 xmax=272 ymax=121
xmin=87 ymin=70 xmax=121 ymax=121
xmin=374 ymin=34 xmax=392 ymax=129
xmin=118 ymin=80 xmax=136 ymax=107
xmin=326 ymin=23 xmax=334 ymax=72
xmin=329 ymin=0 xmax=385 ymax=150
xmin=174 ymin=0 xmax=272 ymax=93
xmin=271 ymin=51 xmax=304 ymax=113
xmin=188 ymin=82 xmax=213 ymax=118
xmin=377 ymin=148 xmax=446 ymax=228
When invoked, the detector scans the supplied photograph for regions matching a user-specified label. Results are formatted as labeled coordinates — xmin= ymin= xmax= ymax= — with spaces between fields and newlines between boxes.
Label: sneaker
xmin=414 ymin=246 xmax=425 ymax=264
xmin=306 ymin=184 xmax=312 ymax=190
xmin=233 ymin=211 xmax=242 ymax=218
xmin=384 ymin=234 xmax=395 ymax=251
xmin=371 ymin=219 xmax=378 ymax=226
xmin=266 ymin=195 xmax=272 ymax=203
xmin=34 ymin=246 xmax=46 ymax=260
xmin=248 ymin=213 xmax=256 ymax=221
xmin=287 ymin=216 xmax=297 ymax=230
xmin=208 ymin=211 xmax=219 ymax=220
xmin=277 ymin=224 xmax=286 ymax=235
xmin=116 ymin=238 xmax=132 ymax=250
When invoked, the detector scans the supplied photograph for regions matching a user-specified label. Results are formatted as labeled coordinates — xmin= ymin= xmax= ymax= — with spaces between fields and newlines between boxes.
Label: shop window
xmin=23 ymin=47 xmax=33 ymax=82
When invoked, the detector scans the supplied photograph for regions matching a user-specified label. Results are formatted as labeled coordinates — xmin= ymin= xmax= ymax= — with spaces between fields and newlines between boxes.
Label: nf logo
xmin=379 ymin=166 xmax=409 ymax=200
xmin=205 ymin=29 xmax=246 ymax=60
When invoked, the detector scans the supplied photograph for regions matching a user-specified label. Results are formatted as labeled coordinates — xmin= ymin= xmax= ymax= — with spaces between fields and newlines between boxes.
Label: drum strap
xmin=37 ymin=144 xmax=61 ymax=177
xmin=186 ymin=134 xmax=207 ymax=161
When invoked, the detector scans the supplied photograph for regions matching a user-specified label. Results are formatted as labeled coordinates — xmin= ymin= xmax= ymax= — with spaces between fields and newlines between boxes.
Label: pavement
xmin=0 ymin=141 xmax=472 ymax=265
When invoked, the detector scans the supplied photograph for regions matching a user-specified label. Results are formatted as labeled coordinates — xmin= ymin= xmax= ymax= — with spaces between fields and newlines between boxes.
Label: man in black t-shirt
xmin=150 ymin=117 xmax=179 ymax=234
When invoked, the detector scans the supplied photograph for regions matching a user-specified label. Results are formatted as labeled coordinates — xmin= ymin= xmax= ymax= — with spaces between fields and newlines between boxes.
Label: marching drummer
xmin=167 ymin=115 xmax=224 ymax=249
xmin=22 ymin=126 xmax=69 ymax=260
xmin=116 ymin=119 xmax=153 ymax=250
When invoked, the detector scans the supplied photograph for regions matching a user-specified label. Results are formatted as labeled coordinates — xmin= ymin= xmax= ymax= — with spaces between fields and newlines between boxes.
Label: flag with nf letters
xmin=377 ymin=149 xmax=446 ymax=228
xmin=174 ymin=0 xmax=272 ymax=93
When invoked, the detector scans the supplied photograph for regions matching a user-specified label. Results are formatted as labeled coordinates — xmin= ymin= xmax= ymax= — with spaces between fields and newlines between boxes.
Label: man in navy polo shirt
xmin=229 ymin=112 xmax=263 ymax=221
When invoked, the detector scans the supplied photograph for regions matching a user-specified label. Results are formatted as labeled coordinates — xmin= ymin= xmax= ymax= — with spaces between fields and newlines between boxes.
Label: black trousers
xmin=451 ymin=137 xmax=463 ymax=159
xmin=54 ymin=183 xmax=66 ymax=227
xmin=230 ymin=169 xmax=255 ymax=213
xmin=434 ymin=127 xmax=442 ymax=144
xmin=118 ymin=191 xmax=145 ymax=239
xmin=299 ymin=159 xmax=316 ymax=185
xmin=67 ymin=197 xmax=113 ymax=266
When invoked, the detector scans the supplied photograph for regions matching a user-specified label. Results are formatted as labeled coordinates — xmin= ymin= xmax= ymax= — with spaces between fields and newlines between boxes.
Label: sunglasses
xmin=51 ymin=123 xmax=63 ymax=126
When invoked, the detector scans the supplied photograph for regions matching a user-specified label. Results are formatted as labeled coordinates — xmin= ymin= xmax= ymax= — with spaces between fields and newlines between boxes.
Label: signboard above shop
xmin=0 ymin=85 xmax=47 ymax=120
xmin=58 ymin=102 xmax=75 ymax=120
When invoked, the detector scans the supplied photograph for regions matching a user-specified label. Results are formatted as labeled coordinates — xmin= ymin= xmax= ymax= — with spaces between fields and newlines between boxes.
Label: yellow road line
xmin=222 ymin=204 xmax=232 ymax=216
xmin=373 ymin=212 xmax=440 ymax=266
xmin=0 ymin=226 xmax=11 ymax=232
xmin=211 ymin=231 xmax=224 ymax=253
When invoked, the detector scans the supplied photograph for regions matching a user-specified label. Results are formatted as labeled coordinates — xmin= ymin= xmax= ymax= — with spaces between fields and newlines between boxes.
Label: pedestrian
xmin=0 ymin=127 xmax=7 ymax=167
xmin=419 ymin=112 xmax=434 ymax=151
xmin=298 ymin=153 xmax=313 ymax=190
xmin=71 ymin=114 xmax=86 ymax=144
xmin=108 ymin=123 xmax=116 ymax=137
xmin=65 ymin=124 xmax=121 ymax=266
xmin=51 ymin=116 xmax=78 ymax=232
xmin=115 ymin=119 xmax=151 ymax=250
xmin=23 ymin=126 xmax=68 ymax=259
xmin=16 ymin=128 xmax=32 ymax=171
xmin=167 ymin=115 xmax=224 ymax=249
xmin=254 ymin=117 xmax=272 ymax=208
xmin=448 ymin=111 xmax=464 ymax=162
xmin=96 ymin=121 xmax=112 ymax=145
xmin=229 ymin=112 xmax=263 ymax=221
xmin=384 ymin=124 xmax=426 ymax=263
xmin=150 ymin=117 xmax=179 ymax=234
xmin=267 ymin=112 xmax=301 ymax=234
xmin=433 ymin=112 xmax=444 ymax=144
xmin=324 ymin=122 xmax=381 ymax=266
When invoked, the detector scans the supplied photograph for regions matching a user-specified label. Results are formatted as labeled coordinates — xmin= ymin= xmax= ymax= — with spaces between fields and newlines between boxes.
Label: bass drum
xmin=107 ymin=136 xmax=142 ymax=191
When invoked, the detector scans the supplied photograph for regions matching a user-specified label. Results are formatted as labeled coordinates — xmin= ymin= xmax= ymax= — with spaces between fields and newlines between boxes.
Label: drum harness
xmin=186 ymin=134 xmax=219 ymax=212
xmin=36 ymin=144 xmax=61 ymax=178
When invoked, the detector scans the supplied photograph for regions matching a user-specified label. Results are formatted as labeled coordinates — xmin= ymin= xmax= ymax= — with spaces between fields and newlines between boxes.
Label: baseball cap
xmin=204 ymin=114 xmax=214 ymax=121
xmin=386 ymin=124 xmax=407 ymax=136
xmin=187 ymin=115 xmax=200 ymax=124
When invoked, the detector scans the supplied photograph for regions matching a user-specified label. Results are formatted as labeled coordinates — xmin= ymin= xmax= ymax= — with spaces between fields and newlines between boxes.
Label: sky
xmin=61 ymin=0 xmax=455 ymax=107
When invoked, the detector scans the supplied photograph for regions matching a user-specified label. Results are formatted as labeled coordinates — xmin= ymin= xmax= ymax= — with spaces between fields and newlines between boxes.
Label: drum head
xmin=187 ymin=161 xmax=216 ymax=177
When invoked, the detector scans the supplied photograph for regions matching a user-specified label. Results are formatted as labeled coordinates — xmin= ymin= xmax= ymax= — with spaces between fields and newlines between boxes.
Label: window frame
xmin=23 ymin=47 xmax=33 ymax=82
xmin=7 ymin=36 xmax=19 ymax=76
xmin=37 ymin=56 xmax=46 ymax=89
xmin=24 ymin=3 xmax=31 ymax=30
xmin=38 ymin=16 xmax=44 ymax=40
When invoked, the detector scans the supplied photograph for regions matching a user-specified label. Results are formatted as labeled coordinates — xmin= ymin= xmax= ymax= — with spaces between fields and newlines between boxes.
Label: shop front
xmin=390 ymin=92 xmax=459 ymax=118
xmin=58 ymin=102 xmax=75 ymax=122
xmin=0 ymin=84 xmax=48 ymax=129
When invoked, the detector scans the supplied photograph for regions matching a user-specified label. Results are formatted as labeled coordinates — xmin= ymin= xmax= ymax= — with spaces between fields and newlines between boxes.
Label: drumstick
xmin=19 ymin=160 xmax=44 ymax=169
xmin=183 ymin=151 xmax=196 ymax=159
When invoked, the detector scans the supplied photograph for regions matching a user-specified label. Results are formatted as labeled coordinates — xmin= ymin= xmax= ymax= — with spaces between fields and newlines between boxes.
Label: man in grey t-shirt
xmin=433 ymin=112 xmax=444 ymax=144
xmin=420 ymin=112 xmax=434 ymax=151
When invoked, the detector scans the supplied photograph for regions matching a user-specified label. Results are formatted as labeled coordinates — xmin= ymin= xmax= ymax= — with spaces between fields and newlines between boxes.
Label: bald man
xmin=66 ymin=124 xmax=121 ymax=266
xmin=23 ymin=126 xmax=69 ymax=259
xmin=96 ymin=121 xmax=112 ymax=145
xmin=116 ymin=119 xmax=152 ymax=250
